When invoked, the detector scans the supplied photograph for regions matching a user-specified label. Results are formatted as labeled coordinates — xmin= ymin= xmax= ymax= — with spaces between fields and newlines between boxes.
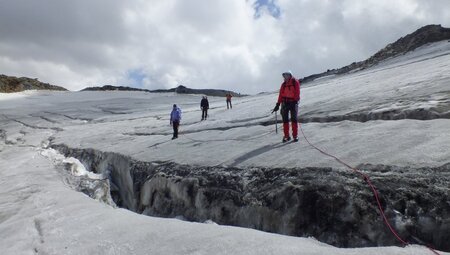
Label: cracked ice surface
xmin=41 ymin=42 xmax=450 ymax=169
xmin=0 ymin=40 xmax=450 ymax=254
xmin=0 ymin=146 xmax=447 ymax=255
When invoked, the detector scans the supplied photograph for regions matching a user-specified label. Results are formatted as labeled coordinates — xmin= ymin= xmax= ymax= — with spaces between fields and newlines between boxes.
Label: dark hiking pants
xmin=202 ymin=108 xmax=208 ymax=119
xmin=280 ymin=101 xmax=298 ymax=138
xmin=172 ymin=121 xmax=179 ymax=138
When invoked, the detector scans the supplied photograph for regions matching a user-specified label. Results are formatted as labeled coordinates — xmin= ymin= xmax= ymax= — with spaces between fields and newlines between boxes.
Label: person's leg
xmin=230 ymin=100 xmax=232 ymax=109
xmin=173 ymin=121 xmax=179 ymax=138
xmin=290 ymin=102 xmax=298 ymax=139
xmin=205 ymin=109 xmax=208 ymax=119
xmin=202 ymin=109 xmax=205 ymax=120
xmin=227 ymin=100 xmax=230 ymax=109
xmin=172 ymin=121 xmax=177 ymax=139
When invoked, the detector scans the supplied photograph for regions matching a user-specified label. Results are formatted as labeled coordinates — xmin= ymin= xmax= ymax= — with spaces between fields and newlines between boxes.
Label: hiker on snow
xmin=226 ymin=93 xmax=233 ymax=109
xmin=170 ymin=104 xmax=182 ymax=140
xmin=200 ymin=96 xmax=209 ymax=120
xmin=272 ymin=71 xmax=301 ymax=143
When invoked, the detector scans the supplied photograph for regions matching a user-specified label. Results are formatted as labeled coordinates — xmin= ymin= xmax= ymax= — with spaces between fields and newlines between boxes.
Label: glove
xmin=272 ymin=103 xmax=280 ymax=113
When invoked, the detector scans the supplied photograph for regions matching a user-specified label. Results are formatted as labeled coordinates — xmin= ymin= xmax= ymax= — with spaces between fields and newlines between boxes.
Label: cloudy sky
xmin=1 ymin=0 xmax=449 ymax=93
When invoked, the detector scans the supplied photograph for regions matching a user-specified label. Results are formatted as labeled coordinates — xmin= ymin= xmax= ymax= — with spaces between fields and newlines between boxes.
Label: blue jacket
xmin=170 ymin=107 xmax=182 ymax=122
xmin=200 ymin=98 xmax=209 ymax=109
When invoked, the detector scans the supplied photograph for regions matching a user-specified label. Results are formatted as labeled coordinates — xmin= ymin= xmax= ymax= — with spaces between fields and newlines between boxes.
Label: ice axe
xmin=271 ymin=109 xmax=278 ymax=134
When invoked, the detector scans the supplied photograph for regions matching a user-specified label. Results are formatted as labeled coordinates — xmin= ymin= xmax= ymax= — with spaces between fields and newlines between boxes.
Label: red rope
xmin=299 ymin=125 xmax=440 ymax=255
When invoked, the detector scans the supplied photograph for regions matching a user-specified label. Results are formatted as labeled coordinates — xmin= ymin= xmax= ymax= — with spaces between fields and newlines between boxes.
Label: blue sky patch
xmin=127 ymin=69 xmax=146 ymax=87
xmin=254 ymin=0 xmax=281 ymax=19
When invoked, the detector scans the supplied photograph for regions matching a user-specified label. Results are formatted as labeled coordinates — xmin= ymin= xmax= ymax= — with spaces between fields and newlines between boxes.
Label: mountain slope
xmin=303 ymin=24 xmax=450 ymax=82
xmin=0 ymin=74 xmax=67 ymax=93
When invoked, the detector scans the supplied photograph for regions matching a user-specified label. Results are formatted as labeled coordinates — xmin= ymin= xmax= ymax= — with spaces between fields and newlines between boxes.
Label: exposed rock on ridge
xmin=302 ymin=24 xmax=450 ymax=83
xmin=82 ymin=84 xmax=244 ymax=97
xmin=81 ymin=85 xmax=152 ymax=93
xmin=0 ymin=74 xmax=67 ymax=93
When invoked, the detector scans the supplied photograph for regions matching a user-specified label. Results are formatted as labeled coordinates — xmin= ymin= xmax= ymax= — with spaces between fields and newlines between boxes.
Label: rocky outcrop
xmin=368 ymin=24 xmax=450 ymax=63
xmin=53 ymin=144 xmax=450 ymax=251
xmin=172 ymin=85 xmax=243 ymax=97
xmin=81 ymin=85 xmax=244 ymax=97
xmin=152 ymin=85 xmax=243 ymax=97
xmin=302 ymin=24 xmax=450 ymax=83
xmin=0 ymin=74 xmax=67 ymax=93
xmin=81 ymin=85 xmax=153 ymax=92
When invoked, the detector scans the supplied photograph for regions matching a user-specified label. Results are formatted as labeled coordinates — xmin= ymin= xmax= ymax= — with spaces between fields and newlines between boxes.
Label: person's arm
xmin=277 ymin=85 xmax=283 ymax=104
xmin=294 ymin=79 xmax=300 ymax=102
xmin=273 ymin=85 xmax=282 ymax=112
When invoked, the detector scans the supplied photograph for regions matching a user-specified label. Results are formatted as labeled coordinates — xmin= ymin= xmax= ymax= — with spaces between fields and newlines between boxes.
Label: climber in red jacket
xmin=272 ymin=71 xmax=301 ymax=143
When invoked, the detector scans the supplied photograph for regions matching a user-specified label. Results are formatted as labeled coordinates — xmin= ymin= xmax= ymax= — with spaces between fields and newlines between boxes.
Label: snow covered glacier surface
xmin=0 ymin=41 xmax=450 ymax=254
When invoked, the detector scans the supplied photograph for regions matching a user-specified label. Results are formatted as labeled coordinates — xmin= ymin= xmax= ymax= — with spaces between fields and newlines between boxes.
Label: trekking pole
xmin=275 ymin=111 xmax=278 ymax=134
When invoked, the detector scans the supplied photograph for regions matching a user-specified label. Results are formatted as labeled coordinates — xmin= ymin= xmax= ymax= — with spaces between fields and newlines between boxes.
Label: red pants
xmin=281 ymin=101 xmax=298 ymax=138
xmin=283 ymin=122 xmax=298 ymax=138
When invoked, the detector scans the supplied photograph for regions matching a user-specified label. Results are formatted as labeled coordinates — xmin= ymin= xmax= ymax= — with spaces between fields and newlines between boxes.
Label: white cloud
xmin=0 ymin=0 xmax=449 ymax=93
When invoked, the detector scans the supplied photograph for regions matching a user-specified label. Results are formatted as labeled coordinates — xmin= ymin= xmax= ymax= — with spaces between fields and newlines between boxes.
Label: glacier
xmin=1 ymin=40 xmax=450 ymax=254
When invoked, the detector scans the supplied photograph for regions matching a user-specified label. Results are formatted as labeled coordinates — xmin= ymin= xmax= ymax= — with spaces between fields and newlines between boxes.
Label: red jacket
xmin=277 ymin=78 xmax=300 ymax=103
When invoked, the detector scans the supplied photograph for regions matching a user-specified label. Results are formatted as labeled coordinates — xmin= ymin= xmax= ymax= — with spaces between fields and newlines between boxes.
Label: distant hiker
xmin=170 ymin=104 xmax=182 ymax=140
xmin=226 ymin=93 xmax=233 ymax=109
xmin=200 ymin=96 xmax=209 ymax=120
xmin=272 ymin=71 xmax=301 ymax=143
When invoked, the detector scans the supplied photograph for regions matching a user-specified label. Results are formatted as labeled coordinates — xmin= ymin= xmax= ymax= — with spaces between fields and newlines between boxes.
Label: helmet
xmin=282 ymin=70 xmax=292 ymax=76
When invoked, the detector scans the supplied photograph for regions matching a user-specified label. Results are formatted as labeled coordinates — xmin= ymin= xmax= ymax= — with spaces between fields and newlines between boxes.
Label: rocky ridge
xmin=0 ymin=74 xmax=67 ymax=93
xmin=81 ymin=85 xmax=152 ymax=93
xmin=302 ymin=24 xmax=450 ymax=83
xmin=82 ymin=84 xmax=243 ymax=97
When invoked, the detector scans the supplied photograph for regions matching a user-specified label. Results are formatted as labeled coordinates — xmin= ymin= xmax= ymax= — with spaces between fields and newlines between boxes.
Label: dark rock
xmin=81 ymin=85 xmax=153 ymax=92
xmin=161 ymin=85 xmax=244 ymax=97
xmin=0 ymin=74 xmax=67 ymax=93
xmin=81 ymin=84 xmax=244 ymax=97
xmin=303 ymin=25 xmax=450 ymax=83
